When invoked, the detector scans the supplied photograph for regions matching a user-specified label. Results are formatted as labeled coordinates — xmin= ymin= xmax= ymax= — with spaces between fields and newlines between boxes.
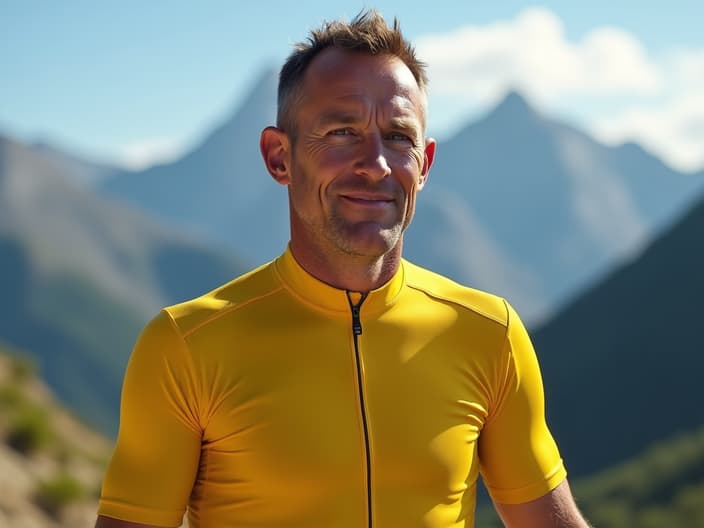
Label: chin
xmin=335 ymin=226 xmax=403 ymax=258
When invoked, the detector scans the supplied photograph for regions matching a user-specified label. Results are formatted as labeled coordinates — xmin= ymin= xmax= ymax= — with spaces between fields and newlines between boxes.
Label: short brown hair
xmin=277 ymin=9 xmax=428 ymax=136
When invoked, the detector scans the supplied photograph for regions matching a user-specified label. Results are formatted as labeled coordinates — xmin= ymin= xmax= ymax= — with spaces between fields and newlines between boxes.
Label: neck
xmin=289 ymin=240 xmax=402 ymax=293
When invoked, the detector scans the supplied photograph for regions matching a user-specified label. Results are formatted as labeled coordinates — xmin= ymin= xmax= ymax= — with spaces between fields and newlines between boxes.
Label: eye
xmin=387 ymin=132 xmax=415 ymax=145
xmin=328 ymin=128 xmax=354 ymax=136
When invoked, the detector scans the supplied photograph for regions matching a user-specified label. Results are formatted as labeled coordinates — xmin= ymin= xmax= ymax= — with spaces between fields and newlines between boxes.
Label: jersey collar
xmin=273 ymin=245 xmax=406 ymax=315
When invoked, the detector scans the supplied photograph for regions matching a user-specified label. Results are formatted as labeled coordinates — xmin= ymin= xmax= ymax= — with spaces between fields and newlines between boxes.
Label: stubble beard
xmin=323 ymin=202 xmax=407 ymax=259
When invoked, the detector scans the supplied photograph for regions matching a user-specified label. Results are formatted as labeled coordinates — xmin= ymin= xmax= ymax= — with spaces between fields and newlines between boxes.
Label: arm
xmin=495 ymin=479 xmax=591 ymax=527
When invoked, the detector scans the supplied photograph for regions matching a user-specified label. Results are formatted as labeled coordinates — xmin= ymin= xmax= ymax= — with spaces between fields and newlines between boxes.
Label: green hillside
xmin=577 ymin=428 xmax=704 ymax=527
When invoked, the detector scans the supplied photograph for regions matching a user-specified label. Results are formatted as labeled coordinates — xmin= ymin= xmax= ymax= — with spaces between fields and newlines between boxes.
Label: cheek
xmin=301 ymin=138 xmax=357 ymax=167
xmin=395 ymin=146 xmax=424 ymax=169
xmin=393 ymin=154 xmax=424 ymax=190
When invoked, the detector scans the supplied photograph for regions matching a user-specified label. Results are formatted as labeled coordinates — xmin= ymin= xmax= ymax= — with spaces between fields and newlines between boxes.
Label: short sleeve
xmin=478 ymin=300 xmax=566 ymax=504
xmin=98 ymin=310 xmax=202 ymax=526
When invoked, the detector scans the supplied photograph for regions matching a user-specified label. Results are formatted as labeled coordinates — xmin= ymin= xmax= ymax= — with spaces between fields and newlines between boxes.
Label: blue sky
xmin=2 ymin=1 xmax=703 ymax=171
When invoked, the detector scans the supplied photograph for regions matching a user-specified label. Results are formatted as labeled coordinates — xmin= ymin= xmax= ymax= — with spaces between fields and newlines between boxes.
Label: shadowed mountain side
xmin=0 ymin=238 xmax=142 ymax=433
xmin=532 ymin=190 xmax=704 ymax=477
xmin=0 ymin=134 xmax=250 ymax=434
xmin=0 ymin=238 xmax=33 ymax=336
xmin=103 ymin=68 xmax=289 ymax=267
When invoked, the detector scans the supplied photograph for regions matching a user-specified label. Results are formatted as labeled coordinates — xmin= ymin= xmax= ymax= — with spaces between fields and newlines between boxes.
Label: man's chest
xmin=189 ymin=307 xmax=498 ymax=524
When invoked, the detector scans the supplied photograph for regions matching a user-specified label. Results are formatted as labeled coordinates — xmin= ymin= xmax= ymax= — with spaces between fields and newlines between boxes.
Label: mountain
xmin=100 ymin=77 xmax=704 ymax=324
xmin=0 ymin=134 xmax=249 ymax=434
xmin=532 ymin=190 xmax=704 ymax=477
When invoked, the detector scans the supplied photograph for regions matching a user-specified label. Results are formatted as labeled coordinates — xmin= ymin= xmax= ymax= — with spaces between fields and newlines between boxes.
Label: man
xmin=96 ymin=10 xmax=591 ymax=528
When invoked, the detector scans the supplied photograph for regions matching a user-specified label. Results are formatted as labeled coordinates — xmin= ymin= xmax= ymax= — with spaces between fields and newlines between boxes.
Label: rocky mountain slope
xmin=0 ymin=344 xmax=109 ymax=527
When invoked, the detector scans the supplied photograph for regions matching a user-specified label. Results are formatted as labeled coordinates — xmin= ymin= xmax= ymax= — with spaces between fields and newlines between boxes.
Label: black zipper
xmin=346 ymin=291 xmax=372 ymax=528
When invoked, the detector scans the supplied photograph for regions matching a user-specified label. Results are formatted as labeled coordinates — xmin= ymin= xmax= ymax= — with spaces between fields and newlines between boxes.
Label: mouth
xmin=340 ymin=192 xmax=395 ymax=206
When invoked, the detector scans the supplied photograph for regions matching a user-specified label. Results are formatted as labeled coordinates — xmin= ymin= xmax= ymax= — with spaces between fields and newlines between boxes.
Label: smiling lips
xmin=340 ymin=192 xmax=396 ymax=207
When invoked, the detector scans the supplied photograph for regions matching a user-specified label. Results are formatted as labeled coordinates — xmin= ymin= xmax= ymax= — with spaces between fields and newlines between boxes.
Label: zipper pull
xmin=351 ymin=304 xmax=363 ymax=335
xmin=346 ymin=292 xmax=368 ymax=336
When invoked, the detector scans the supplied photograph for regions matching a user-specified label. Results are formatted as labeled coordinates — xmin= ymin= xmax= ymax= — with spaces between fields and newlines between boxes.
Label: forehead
xmin=297 ymin=48 xmax=426 ymax=124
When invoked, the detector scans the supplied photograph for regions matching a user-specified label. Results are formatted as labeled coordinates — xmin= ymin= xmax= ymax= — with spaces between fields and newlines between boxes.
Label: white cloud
xmin=417 ymin=8 xmax=661 ymax=103
xmin=592 ymin=49 xmax=704 ymax=172
xmin=118 ymin=138 xmax=184 ymax=170
xmin=668 ymin=49 xmax=704 ymax=89
xmin=416 ymin=7 xmax=704 ymax=172
xmin=593 ymin=91 xmax=704 ymax=173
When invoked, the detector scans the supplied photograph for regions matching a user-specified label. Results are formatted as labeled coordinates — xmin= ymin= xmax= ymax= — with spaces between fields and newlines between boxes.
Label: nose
xmin=355 ymin=135 xmax=391 ymax=180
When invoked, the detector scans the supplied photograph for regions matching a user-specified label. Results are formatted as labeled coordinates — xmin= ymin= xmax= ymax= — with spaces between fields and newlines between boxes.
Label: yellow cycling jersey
xmin=98 ymin=247 xmax=566 ymax=527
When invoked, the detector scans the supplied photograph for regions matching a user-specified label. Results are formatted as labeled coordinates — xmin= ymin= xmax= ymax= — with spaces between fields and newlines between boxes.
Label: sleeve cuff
xmin=98 ymin=499 xmax=185 ymax=527
xmin=486 ymin=460 xmax=567 ymax=505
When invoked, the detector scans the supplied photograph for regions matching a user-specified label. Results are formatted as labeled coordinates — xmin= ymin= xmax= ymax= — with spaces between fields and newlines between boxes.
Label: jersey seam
xmin=404 ymin=281 xmax=507 ymax=327
xmin=481 ymin=298 xmax=512 ymax=426
xmin=179 ymin=285 xmax=286 ymax=338
xmin=162 ymin=310 xmax=222 ymax=519
xmin=161 ymin=309 xmax=207 ymax=435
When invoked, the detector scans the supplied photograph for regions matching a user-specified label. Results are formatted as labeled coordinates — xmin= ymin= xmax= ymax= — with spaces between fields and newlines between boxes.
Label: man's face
xmin=283 ymin=48 xmax=435 ymax=260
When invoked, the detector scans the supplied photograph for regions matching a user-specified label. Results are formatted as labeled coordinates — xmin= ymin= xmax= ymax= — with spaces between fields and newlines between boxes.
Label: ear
xmin=417 ymin=138 xmax=436 ymax=190
xmin=260 ymin=126 xmax=291 ymax=185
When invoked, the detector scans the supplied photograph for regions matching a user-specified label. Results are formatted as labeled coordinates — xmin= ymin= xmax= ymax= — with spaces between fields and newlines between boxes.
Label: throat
xmin=289 ymin=239 xmax=401 ymax=292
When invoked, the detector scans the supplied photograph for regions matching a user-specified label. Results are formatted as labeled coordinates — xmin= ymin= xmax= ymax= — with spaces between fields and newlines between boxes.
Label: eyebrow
xmin=316 ymin=111 xmax=421 ymax=134
xmin=315 ymin=111 xmax=362 ymax=128
xmin=388 ymin=116 xmax=420 ymax=131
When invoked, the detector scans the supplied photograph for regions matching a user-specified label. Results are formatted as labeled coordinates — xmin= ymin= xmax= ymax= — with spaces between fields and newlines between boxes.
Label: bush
xmin=9 ymin=355 xmax=37 ymax=383
xmin=34 ymin=473 xmax=85 ymax=518
xmin=5 ymin=406 xmax=53 ymax=454
xmin=0 ymin=383 xmax=23 ymax=409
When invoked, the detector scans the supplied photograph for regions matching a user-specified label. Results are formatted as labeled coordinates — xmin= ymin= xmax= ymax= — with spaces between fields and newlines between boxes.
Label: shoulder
xmin=402 ymin=259 xmax=510 ymax=329
xmin=162 ymin=259 xmax=284 ymax=337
